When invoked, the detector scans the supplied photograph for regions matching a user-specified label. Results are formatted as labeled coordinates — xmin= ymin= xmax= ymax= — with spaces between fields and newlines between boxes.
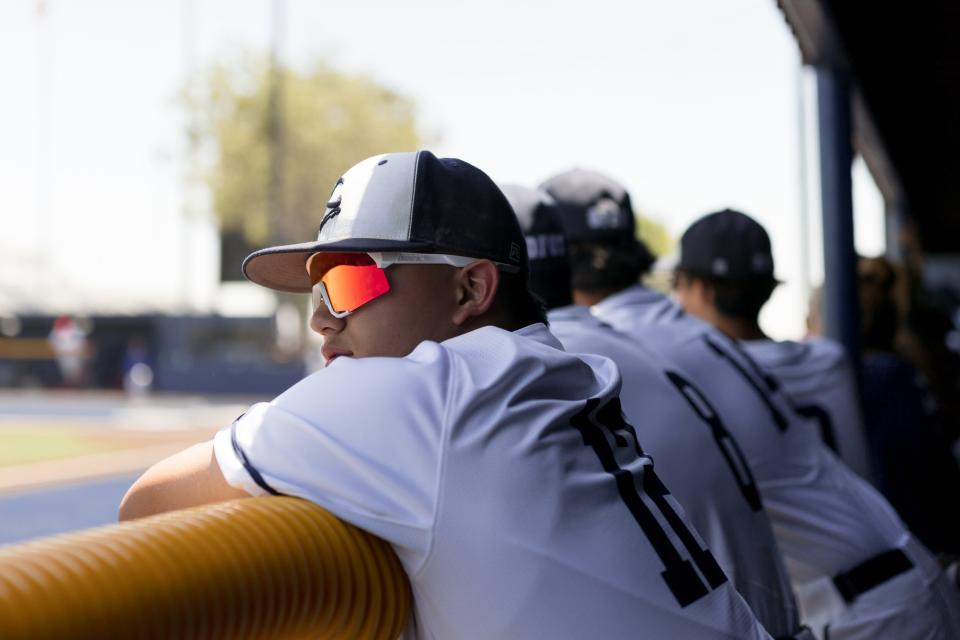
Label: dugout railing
xmin=0 ymin=497 xmax=411 ymax=639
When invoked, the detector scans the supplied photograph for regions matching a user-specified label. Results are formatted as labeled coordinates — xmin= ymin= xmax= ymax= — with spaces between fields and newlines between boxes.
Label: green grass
xmin=0 ymin=429 xmax=113 ymax=467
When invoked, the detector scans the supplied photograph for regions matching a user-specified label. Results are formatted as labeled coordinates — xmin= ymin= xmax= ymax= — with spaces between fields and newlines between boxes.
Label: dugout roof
xmin=778 ymin=0 xmax=960 ymax=253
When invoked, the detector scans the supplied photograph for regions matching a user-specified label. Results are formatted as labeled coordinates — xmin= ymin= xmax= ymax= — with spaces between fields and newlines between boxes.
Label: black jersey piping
xmin=230 ymin=421 xmax=283 ymax=496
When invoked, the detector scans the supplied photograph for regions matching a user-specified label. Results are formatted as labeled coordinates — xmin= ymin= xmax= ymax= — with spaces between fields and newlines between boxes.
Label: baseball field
xmin=0 ymin=427 xmax=123 ymax=467
xmin=0 ymin=392 xmax=250 ymax=494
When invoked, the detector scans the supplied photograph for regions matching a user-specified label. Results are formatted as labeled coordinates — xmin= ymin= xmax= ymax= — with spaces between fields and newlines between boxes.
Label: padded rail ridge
xmin=0 ymin=497 xmax=411 ymax=639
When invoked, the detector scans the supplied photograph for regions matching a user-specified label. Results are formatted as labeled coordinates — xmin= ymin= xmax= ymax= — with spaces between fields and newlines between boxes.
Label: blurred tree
xmin=636 ymin=214 xmax=675 ymax=258
xmin=184 ymin=54 xmax=423 ymax=249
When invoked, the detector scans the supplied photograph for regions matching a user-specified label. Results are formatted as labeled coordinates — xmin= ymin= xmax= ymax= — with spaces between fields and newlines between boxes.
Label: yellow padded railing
xmin=0 ymin=497 xmax=411 ymax=639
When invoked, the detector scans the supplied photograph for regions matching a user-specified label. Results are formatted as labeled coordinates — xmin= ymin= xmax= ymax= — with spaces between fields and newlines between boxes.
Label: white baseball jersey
xmin=214 ymin=323 xmax=770 ymax=640
xmin=742 ymin=337 xmax=874 ymax=482
xmin=548 ymin=304 xmax=799 ymax=637
xmin=592 ymin=285 xmax=960 ymax=640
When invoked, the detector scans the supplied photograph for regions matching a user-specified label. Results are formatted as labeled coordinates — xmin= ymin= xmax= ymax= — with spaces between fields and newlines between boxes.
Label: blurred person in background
xmin=857 ymin=256 xmax=960 ymax=556
xmin=891 ymin=248 xmax=960 ymax=449
xmin=121 ymin=336 xmax=154 ymax=397
xmin=48 ymin=315 xmax=89 ymax=388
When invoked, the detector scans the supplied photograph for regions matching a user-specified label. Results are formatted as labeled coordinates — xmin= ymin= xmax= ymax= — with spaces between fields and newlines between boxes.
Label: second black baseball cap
xmin=539 ymin=168 xmax=636 ymax=244
xmin=243 ymin=150 xmax=527 ymax=293
xmin=677 ymin=208 xmax=778 ymax=281
xmin=499 ymin=184 xmax=572 ymax=310
xmin=539 ymin=168 xmax=655 ymax=271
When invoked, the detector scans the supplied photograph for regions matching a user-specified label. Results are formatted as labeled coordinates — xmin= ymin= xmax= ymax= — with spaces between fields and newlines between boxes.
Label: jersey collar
xmin=590 ymin=283 xmax=666 ymax=316
xmin=515 ymin=321 xmax=563 ymax=350
xmin=547 ymin=304 xmax=602 ymax=326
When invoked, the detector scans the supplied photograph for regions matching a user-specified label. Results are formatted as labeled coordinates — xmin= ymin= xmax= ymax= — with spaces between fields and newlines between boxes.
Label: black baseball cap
xmin=677 ymin=208 xmax=778 ymax=281
xmin=243 ymin=151 xmax=527 ymax=292
xmin=499 ymin=184 xmax=572 ymax=310
xmin=539 ymin=168 xmax=655 ymax=270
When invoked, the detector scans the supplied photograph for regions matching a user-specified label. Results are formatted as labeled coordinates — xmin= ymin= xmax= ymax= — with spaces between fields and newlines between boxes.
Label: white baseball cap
xmin=243 ymin=150 xmax=527 ymax=293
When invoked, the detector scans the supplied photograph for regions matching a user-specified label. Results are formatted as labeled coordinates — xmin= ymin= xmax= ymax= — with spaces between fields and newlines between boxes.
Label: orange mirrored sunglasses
xmin=305 ymin=251 xmax=515 ymax=318
xmin=307 ymin=253 xmax=391 ymax=318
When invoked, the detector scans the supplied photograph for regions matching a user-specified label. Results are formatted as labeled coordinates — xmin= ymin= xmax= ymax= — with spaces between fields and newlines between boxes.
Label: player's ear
xmin=451 ymin=260 xmax=499 ymax=326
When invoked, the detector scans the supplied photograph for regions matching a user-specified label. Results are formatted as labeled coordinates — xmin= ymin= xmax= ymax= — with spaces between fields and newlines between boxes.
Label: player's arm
xmin=118 ymin=440 xmax=250 ymax=522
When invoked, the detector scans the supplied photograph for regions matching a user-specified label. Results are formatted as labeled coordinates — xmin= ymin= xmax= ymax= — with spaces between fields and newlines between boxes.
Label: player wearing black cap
xmin=672 ymin=208 xmax=872 ymax=478
xmin=539 ymin=169 xmax=657 ymax=307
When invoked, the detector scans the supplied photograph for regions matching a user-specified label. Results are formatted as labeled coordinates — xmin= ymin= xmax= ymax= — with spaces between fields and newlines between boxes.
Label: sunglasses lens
xmin=308 ymin=252 xmax=373 ymax=281
xmin=320 ymin=263 xmax=390 ymax=314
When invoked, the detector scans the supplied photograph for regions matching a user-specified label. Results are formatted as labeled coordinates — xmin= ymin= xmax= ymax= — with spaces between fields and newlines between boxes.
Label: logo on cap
xmin=526 ymin=234 xmax=566 ymax=260
xmin=711 ymin=258 xmax=729 ymax=276
xmin=318 ymin=178 xmax=345 ymax=236
xmin=509 ymin=242 xmax=522 ymax=263
xmin=586 ymin=198 xmax=624 ymax=230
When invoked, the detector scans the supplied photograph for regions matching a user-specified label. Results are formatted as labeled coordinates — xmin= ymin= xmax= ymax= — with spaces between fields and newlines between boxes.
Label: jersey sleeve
xmin=213 ymin=348 xmax=451 ymax=571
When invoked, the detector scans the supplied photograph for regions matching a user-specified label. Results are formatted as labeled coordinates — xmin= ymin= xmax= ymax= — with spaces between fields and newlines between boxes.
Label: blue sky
xmin=0 ymin=0 xmax=884 ymax=338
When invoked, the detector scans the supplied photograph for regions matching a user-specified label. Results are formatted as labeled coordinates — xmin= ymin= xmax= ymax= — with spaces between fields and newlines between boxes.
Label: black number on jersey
xmin=795 ymin=404 xmax=839 ymax=454
xmin=664 ymin=370 xmax=764 ymax=512
xmin=703 ymin=334 xmax=789 ymax=431
xmin=571 ymin=398 xmax=728 ymax=607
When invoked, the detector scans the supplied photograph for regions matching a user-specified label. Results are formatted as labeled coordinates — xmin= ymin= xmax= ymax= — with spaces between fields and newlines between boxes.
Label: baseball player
xmin=501 ymin=184 xmax=804 ymax=638
xmin=673 ymin=209 xmax=960 ymax=621
xmin=672 ymin=209 xmax=873 ymax=481
xmin=541 ymin=171 xmax=960 ymax=639
xmin=120 ymin=152 xmax=772 ymax=639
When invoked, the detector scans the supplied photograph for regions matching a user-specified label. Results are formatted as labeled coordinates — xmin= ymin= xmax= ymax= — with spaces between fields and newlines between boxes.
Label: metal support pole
xmin=816 ymin=68 xmax=861 ymax=364
xmin=797 ymin=63 xmax=812 ymax=306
